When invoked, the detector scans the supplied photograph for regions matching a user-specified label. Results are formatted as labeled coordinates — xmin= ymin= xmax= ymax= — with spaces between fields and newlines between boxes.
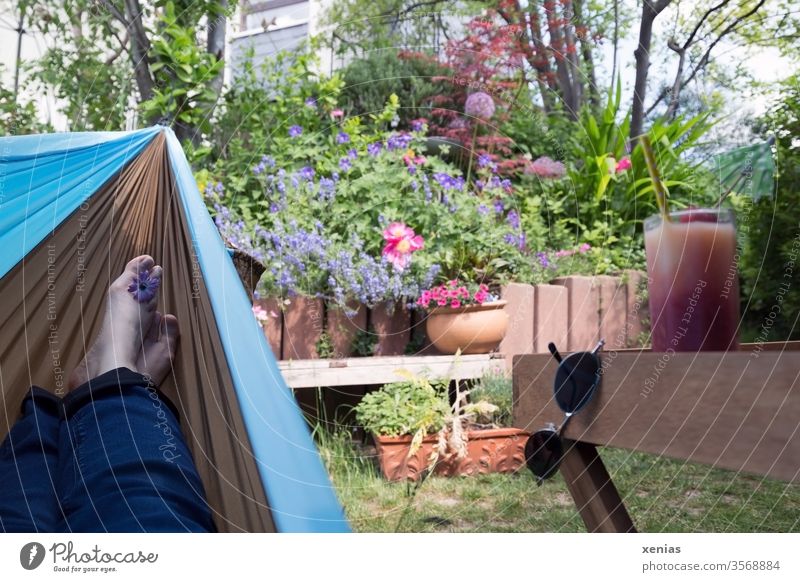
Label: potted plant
xmin=355 ymin=371 xmax=528 ymax=481
xmin=417 ymin=279 xmax=509 ymax=354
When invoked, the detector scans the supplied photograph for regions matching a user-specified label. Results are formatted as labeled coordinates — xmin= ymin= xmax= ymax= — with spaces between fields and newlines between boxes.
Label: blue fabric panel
xmin=0 ymin=128 xmax=160 ymax=279
xmin=163 ymin=128 xmax=350 ymax=533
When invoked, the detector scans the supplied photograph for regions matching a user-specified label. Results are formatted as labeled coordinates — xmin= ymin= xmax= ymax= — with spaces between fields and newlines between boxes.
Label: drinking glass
xmin=644 ymin=207 xmax=739 ymax=352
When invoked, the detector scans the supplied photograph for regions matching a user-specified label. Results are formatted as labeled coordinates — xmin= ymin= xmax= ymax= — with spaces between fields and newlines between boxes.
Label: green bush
xmin=355 ymin=378 xmax=449 ymax=437
xmin=338 ymin=50 xmax=446 ymax=124
xmin=739 ymin=74 xmax=800 ymax=341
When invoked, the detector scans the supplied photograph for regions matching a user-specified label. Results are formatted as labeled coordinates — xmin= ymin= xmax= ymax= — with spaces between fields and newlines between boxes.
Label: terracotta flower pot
xmin=282 ymin=295 xmax=324 ymax=360
xmin=425 ymin=300 xmax=509 ymax=354
xmin=371 ymin=302 xmax=410 ymax=356
xmin=373 ymin=427 xmax=529 ymax=481
xmin=254 ymin=297 xmax=282 ymax=357
xmin=326 ymin=302 xmax=367 ymax=358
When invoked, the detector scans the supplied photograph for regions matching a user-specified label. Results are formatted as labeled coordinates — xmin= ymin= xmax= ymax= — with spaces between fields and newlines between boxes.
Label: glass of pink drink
xmin=644 ymin=208 xmax=739 ymax=352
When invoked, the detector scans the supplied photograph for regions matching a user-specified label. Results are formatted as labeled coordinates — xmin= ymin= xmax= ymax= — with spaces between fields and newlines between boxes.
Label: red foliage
xmin=401 ymin=12 xmax=533 ymax=173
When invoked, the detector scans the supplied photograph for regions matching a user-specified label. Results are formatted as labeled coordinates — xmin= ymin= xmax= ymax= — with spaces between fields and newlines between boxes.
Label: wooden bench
xmin=279 ymin=353 xmax=505 ymax=388
xmin=512 ymin=341 xmax=800 ymax=532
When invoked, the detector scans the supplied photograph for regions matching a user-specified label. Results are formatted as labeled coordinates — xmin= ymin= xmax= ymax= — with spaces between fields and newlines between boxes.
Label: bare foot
xmin=136 ymin=311 xmax=180 ymax=387
xmin=68 ymin=256 xmax=161 ymax=391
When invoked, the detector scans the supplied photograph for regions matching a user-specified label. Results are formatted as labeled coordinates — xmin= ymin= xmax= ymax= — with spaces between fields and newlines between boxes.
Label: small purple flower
xmin=269 ymin=203 xmax=279 ymax=213
xmin=537 ymin=252 xmax=551 ymax=268
xmin=493 ymin=199 xmax=504 ymax=213
xmin=337 ymin=132 xmax=350 ymax=144
xmin=411 ymin=118 xmax=427 ymax=132
xmin=298 ymin=166 xmax=315 ymax=181
xmin=507 ymin=210 xmax=520 ymax=229
xmin=128 ymin=270 xmax=161 ymax=303
xmin=477 ymin=153 xmax=492 ymax=167
xmin=386 ymin=133 xmax=413 ymax=151
xmin=305 ymin=97 xmax=317 ymax=108
xmin=367 ymin=142 xmax=383 ymax=156
xmin=338 ymin=157 xmax=352 ymax=171
xmin=288 ymin=125 xmax=303 ymax=138
xmin=347 ymin=148 xmax=357 ymax=159
xmin=477 ymin=204 xmax=489 ymax=216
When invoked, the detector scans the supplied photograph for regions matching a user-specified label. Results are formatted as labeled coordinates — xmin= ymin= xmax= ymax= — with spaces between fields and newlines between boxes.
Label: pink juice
xmin=644 ymin=208 xmax=739 ymax=352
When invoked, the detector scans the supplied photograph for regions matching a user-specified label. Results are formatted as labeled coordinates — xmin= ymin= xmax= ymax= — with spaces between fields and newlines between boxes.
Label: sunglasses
xmin=524 ymin=339 xmax=604 ymax=484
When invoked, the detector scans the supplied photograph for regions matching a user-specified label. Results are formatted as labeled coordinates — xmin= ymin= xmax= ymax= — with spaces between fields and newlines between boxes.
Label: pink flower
xmin=451 ymin=300 xmax=462 ymax=308
xmin=331 ymin=109 xmax=344 ymax=118
xmin=437 ymin=298 xmax=448 ymax=307
xmin=615 ymin=156 xmax=631 ymax=173
xmin=464 ymin=91 xmax=495 ymax=120
xmin=252 ymin=304 xmax=269 ymax=326
xmin=579 ymin=243 xmax=591 ymax=253
xmin=527 ymin=156 xmax=566 ymax=179
xmin=382 ymin=222 xmax=424 ymax=271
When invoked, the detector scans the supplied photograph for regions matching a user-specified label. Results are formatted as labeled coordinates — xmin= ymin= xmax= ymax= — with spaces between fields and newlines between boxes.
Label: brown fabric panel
xmin=0 ymin=134 xmax=274 ymax=532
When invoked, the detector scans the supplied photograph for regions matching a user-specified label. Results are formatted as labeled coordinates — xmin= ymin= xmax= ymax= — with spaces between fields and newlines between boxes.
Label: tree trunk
xmin=562 ymin=0 xmax=583 ymax=109
xmin=630 ymin=0 xmax=672 ymax=140
xmin=573 ymin=0 xmax=598 ymax=108
xmin=202 ymin=1 xmax=228 ymax=137
xmin=525 ymin=0 xmax=557 ymax=112
xmin=124 ymin=0 xmax=154 ymax=105
xmin=545 ymin=0 xmax=576 ymax=117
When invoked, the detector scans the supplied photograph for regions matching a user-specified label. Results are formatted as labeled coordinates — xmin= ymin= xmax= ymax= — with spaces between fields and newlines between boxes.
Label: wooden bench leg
xmin=559 ymin=440 xmax=637 ymax=533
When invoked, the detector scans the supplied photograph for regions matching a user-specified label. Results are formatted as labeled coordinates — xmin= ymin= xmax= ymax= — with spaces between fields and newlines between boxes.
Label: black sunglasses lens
xmin=524 ymin=430 xmax=563 ymax=480
xmin=554 ymin=351 xmax=600 ymax=414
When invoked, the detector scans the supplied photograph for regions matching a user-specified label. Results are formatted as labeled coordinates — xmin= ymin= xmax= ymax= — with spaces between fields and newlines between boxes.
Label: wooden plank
xmin=559 ymin=440 xmax=637 ymax=533
xmin=280 ymin=354 xmax=505 ymax=388
xmin=513 ymin=345 xmax=800 ymax=483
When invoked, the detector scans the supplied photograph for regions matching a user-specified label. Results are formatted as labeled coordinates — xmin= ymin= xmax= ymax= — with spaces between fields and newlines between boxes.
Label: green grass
xmin=317 ymin=429 xmax=800 ymax=533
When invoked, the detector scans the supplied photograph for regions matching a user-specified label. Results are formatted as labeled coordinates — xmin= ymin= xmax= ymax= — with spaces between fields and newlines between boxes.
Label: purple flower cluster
xmin=386 ymin=133 xmax=412 ymax=151
xmin=337 ymin=132 xmax=350 ymax=144
xmin=464 ymin=91 xmax=495 ymax=120
xmin=203 ymin=181 xmax=224 ymax=199
xmin=367 ymin=141 xmax=383 ymax=156
xmin=506 ymin=210 xmax=520 ymax=230
xmin=433 ymin=172 xmax=465 ymax=191
xmin=288 ymin=125 xmax=303 ymax=138
xmin=253 ymin=155 xmax=276 ymax=175
xmin=527 ymin=156 xmax=566 ymax=179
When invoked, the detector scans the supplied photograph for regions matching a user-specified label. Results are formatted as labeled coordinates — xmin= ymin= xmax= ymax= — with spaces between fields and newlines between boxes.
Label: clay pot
xmin=425 ymin=301 xmax=509 ymax=354
xmin=254 ymin=297 xmax=282 ymax=357
xmin=373 ymin=428 xmax=529 ymax=481
xmin=282 ymin=295 xmax=324 ymax=360
xmin=371 ymin=302 xmax=411 ymax=356
xmin=326 ymin=302 xmax=367 ymax=358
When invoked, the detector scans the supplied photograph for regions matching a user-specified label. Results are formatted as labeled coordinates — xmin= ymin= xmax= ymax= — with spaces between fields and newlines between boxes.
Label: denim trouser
xmin=0 ymin=368 xmax=215 ymax=532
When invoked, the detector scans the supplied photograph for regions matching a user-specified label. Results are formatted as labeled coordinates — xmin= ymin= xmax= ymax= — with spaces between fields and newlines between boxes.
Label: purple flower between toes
xmin=128 ymin=270 xmax=161 ymax=303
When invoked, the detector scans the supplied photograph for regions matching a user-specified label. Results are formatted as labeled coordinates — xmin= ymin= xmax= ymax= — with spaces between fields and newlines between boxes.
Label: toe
xmin=147 ymin=311 xmax=163 ymax=342
xmin=126 ymin=255 xmax=155 ymax=275
xmin=161 ymin=314 xmax=180 ymax=353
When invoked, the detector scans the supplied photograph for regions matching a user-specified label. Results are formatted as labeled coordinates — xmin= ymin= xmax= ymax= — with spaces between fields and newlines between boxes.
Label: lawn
xmin=318 ymin=430 xmax=800 ymax=533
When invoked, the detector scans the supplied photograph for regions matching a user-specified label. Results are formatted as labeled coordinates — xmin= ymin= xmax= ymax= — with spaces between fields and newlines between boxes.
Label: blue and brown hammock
xmin=0 ymin=126 xmax=349 ymax=532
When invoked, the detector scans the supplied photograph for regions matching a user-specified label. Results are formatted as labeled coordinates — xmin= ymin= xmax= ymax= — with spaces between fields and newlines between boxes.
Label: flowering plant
xmin=416 ymin=280 xmax=498 ymax=310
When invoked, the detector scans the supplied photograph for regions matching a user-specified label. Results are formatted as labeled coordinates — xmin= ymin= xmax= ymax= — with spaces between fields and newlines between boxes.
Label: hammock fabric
xmin=0 ymin=127 xmax=348 ymax=532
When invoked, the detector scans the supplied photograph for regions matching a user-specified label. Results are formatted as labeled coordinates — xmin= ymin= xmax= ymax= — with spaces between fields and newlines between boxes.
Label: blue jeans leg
xmin=0 ymin=388 xmax=64 ymax=532
xmin=57 ymin=368 xmax=216 ymax=532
